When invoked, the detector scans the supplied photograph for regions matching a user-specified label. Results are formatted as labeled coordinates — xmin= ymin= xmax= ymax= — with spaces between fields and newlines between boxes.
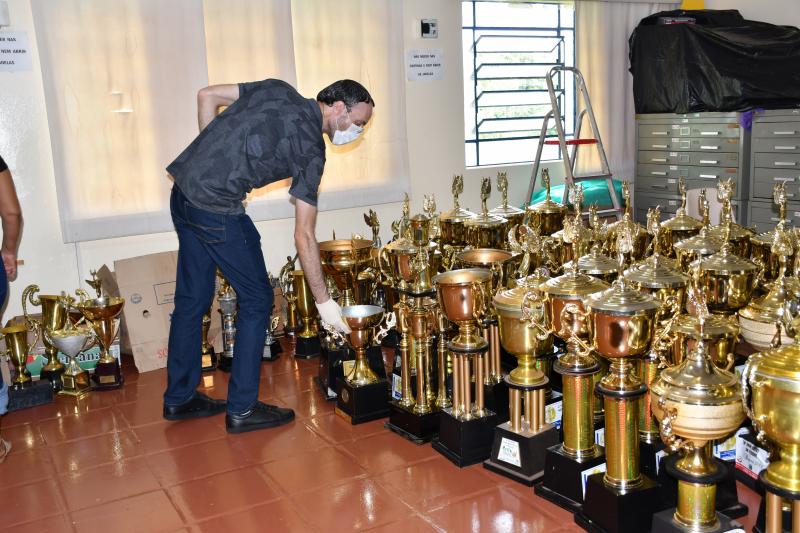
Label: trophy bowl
xmin=47 ymin=325 xmax=95 ymax=397
xmin=743 ymin=343 xmax=800 ymax=493
xmin=585 ymin=286 xmax=660 ymax=360
xmin=669 ymin=314 xmax=738 ymax=368
xmin=455 ymin=248 xmax=518 ymax=293
xmin=340 ymin=304 xmax=385 ymax=386
xmin=2 ymin=323 xmax=34 ymax=388
xmin=464 ymin=215 xmax=508 ymax=250
xmin=433 ymin=268 xmax=492 ymax=350
xmin=699 ymin=251 xmax=757 ymax=315
xmin=540 ymin=272 xmax=608 ymax=341
xmin=439 ymin=207 xmax=476 ymax=247
xmin=319 ymin=239 xmax=375 ymax=306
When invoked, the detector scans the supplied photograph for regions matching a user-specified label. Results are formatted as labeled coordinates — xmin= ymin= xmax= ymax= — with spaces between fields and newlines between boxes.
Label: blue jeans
xmin=164 ymin=187 xmax=273 ymax=415
xmin=0 ymin=266 xmax=8 ymax=415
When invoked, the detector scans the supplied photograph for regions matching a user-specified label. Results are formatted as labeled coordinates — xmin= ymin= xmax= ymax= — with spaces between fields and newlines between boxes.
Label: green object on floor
xmin=528 ymin=179 xmax=625 ymax=208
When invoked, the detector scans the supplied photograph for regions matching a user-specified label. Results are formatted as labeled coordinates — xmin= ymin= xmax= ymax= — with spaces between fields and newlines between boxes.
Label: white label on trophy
xmin=595 ymin=427 xmax=605 ymax=447
xmin=498 ymin=437 xmax=522 ymax=468
xmin=545 ymin=400 xmax=562 ymax=429
xmin=342 ymin=360 xmax=355 ymax=378
xmin=654 ymin=449 xmax=669 ymax=475
xmin=713 ymin=433 xmax=738 ymax=461
xmin=735 ymin=428 xmax=770 ymax=480
xmin=391 ymin=373 xmax=402 ymax=400
xmin=581 ymin=462 xmax=607 ymax=498
xmin=327 ymin=387 xmax=337 ymax=398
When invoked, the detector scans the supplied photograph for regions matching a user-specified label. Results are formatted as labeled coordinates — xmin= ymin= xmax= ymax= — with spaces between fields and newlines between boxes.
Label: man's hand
xmin=1 ymin=249 xmax=16 ymax=279
xmin=316 ymin=298 xmax=351 ymax=334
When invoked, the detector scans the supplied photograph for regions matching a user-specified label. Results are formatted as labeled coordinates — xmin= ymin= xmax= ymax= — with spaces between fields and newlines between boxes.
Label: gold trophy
xmin=673 ymin=189 xmax=723 ymax=272
xmin=76 ymin=294 xmax=125 ymax=390
xmin=483 ymin=273 xmax=559 ymax=484
xmin=432 ymin=268 xmax=498 ymax=466
xmin=22 ymin=285 xmax=68 ymax=389
xmin=46 ymin=295 xmax=96 ymax=398
xmin=603 ymin=180 xmax=649 ymax=265
xmin=551 ymin=184 xmax=592 ymax=265
xmin=742 ymin=316 xmax=800 ymax=533
xmin=422 ymin=195 xmax=441 ymax=245
xmin=439 ymin=175 xmax=477 ymax=260
xmin=465 ymin=177 xmax=509 ymax=250
xmin=649 ymin=274 xmax=746 ymax=533
xmin=262 ymin=315 xmax=282 ymax=362
xmin=279 ymin=256 xmax=300 ymax=337
xmin=577 ymin=204 xmax=618 ymax=284
xmin=200 ymin=309 xmax=217 ymax=371
xmin=572 ymin=223 xmax=664 ymax=533
xmin=325 ymin=305 xmax=394 ymax=424
xmin=319 ymin=238 xmax=375 ymax=307
xmin=216 ymin=274 xmax=236 ymax=372
xmin=292 ymin=269 xmax=320 ymax=358
xmin=2 ymin=322 xmax=37 ymax=389
xmin=489 ymin=171 xmax=525 ymax=232
xmin=708 ymin=179 xmax=753 ymax=258
xmin=751 ymin=182 xmax=795 ymax=284
xmin=661 ymin=177 xmax=703 ymax=258
xmin=525 ymin=168 xmax=567 ymax=236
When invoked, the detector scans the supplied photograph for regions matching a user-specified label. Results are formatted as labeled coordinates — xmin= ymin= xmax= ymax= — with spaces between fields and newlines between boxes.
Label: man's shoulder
xmin=240 ymin=78 xmax=303 ymax=102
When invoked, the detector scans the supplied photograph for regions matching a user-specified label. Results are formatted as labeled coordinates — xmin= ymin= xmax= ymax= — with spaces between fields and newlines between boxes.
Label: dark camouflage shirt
xmin=167 ymin=79 xmax=325 ymax=214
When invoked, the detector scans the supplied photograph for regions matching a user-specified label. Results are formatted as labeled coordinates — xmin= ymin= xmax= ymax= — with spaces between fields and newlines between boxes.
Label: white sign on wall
xmin=406 ymin=48 xmax=443 ymax=81
xmin=0 ymin=32 xmax=32 ymax=72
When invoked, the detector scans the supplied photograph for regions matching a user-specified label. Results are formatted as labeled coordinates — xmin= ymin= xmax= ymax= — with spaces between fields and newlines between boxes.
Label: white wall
xmin=704 ymin=0 xmax=800 ymax=28
xmin=0 ymin=0 xmax=556 ymax=319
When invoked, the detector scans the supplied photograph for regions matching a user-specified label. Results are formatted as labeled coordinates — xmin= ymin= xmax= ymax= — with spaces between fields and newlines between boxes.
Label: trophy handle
xmin=559 ymin=303 xmax=593 ymax=356
xmin=740 ymin=354 xmax=768 ymax=443
xmin=378 ymin=248 xmax=393 ymax=283
xmin=269 ymin=315 xmax=281 ymax=334
xmin=321 ymin=322 xmax=347 ymax=346
xmin=520 ymin=291 xmax=551 ymax=340
xmin=21 ymin=284 xmax=41 ymax=330
xmin=470 ymin=280 xmax=487 ymax=324
xmin=657 ymin=397 xmax=693 ymax=453
xmin=374 ymin=312 xmax=396 ymax=345
xmin=82 ymin=327 xmax=99 ymax=352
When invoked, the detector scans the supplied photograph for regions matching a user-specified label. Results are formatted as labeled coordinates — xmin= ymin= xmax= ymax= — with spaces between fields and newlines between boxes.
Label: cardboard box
xmin=114 ymin=251 xmax=223 ymax=373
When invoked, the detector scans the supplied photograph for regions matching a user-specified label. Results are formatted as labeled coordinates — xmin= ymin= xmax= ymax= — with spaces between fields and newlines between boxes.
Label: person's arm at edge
xmin=0 ymin=169 xmax=22 ymax=278
xmin=294 ymin=199 xmax=330 ymax=304
xmin=197 ymin=84 xmax=240 ymax=131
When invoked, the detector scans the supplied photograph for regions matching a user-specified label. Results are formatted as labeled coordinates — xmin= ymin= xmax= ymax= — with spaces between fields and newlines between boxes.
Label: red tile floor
xmin=1 ymin=339 xmax=763 ymax=532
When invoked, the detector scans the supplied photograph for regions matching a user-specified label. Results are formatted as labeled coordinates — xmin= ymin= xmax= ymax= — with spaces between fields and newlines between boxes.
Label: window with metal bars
xmin=463 ymin=0 xmax=575 ymax=168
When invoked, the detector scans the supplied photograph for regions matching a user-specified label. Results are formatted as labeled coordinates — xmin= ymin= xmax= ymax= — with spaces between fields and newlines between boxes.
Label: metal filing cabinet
xmin=634 ymin=112 xmax=750 ymax=226
xmin=748 ymin=109 xmax=800 ymax=232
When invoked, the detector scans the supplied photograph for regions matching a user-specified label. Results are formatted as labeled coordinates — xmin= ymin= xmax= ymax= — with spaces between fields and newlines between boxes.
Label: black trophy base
xmin=656 ymin=455 xmax=748 ymax=519
xmin=535 ymin=444 xmax=606 ymax=513
xmin=651 ymin=507 xmax=742 ymax=533
xmin=294 ymin=335 xmax=321 ymax=359
xmin=335 ymin=378 xmax=389 ymax=425
xmin=431 ymin=409 xmax=498 ymax=468
xmin=484 ymin=424 xmax=560 ymax=486
xmin=7 ymin=379 xmax=54 ymax=412
xmin=39 ymin=366 xmax=65 ymax=391
xmin=385 ymin=401 xmax=440 ymax=444
xmin=91 ymin=361 xmax=124 ymax=391
xmin=200 ymin=351 xmax=218 ymax=372
xmin=217 ymin=354 xmax=233 ymax=373
xmin=317 ymin=344 xmax=346 ymax=401
xmin=754 ymin=496 xmax=794 ymax=533
xmin=480 ymin=380 xmax=509 ymax=424
xmin=576 ymin=473 xmax=662 ymax=533
xmin=640 ymin=437 xmax=667 ymax=479
xmin=262 ymin=340 xmax=282 ymax=362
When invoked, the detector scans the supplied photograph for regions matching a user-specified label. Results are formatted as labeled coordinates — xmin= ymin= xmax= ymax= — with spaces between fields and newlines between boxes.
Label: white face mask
xmin=332 ymin=110 xmax=364 ymax=145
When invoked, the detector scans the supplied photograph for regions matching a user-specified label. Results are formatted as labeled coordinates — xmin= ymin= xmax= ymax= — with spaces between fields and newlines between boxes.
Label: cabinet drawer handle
xmin=773 ymin=177 xmax=796 ymax=182
xmin=651 ymin=144 xmax=668 ymax=149
xmin=700 ymin=145 xmax=720 ymax=150
xmin=774 ymin=131 xmax=797 ymax=135
xmin=652 ymin=131 xmax=668 ymax=136
xmin=650 ymin=171 xmax=667 ymax=176
xmin=700 ymin=131 xmax=721 ymax=136
xmin=651 ymin=158 xmax=667 ymax=163
xmin=699 ymin=174 xmax=718 ymax=179
xmin=775 ymin=146 xmax=798 ymax=150
xmin=652 ymin=184 xmax=668 ymax=189
xmin=771 ymin=217 xmax=781 ymax=222
xmin=699 ymin=160 xmax=719 ymax=164
xmin=775 ymin=161 xmax=798 ymax=167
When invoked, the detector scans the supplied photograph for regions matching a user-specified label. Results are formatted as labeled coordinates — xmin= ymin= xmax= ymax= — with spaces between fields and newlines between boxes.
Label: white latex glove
xmin=316 ymin=298 xmax=351 ymax=334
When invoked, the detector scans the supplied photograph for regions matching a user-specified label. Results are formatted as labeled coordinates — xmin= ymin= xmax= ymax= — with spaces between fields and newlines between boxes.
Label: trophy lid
xmin=440 ymin=206 xmax=477 ymax=223
xmin=751 ymin=335 xmax=800 ymax=387
xmin=493 ymin=271 xmax=549 ymax=315
xmin=700 ymin=245 xmax=757 ymax=275
xmin=738 ymin=284 xmax=792 ymax=324
xmin=624 ymin=255 xmax=689 ymax=289
xmin=708 ymin=222 xmax=753 ymax=243
xmin=654 ymin=340 xmax=741 ymax=406
xmin=577 ymin=246 xmax=618 ymax=276
xmin=527 ymin=168 xmax=567 ymax=216
xmin=670 ymin=313 xmax=738 ymax=339
xmin=585 ymin=281 xmax=661 ymax=315
xmin=540 ymin=270 xmax=609 ymax=299
xmin=673 ymin=228 xmax=722 ymax=256
xmin=663 ymin=212 xmax=704 ymax=233
xmin=489 ymin=204 xmax=525 ymax=218
xmin=384 ymin=238 xmax=417 ymax=255
xmin=464 ymin=212 xmax=508 ymax=229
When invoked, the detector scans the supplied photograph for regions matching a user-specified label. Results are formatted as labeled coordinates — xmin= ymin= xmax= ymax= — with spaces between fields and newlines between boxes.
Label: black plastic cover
xmin=629 ymin=9 xmax=800 ymax=114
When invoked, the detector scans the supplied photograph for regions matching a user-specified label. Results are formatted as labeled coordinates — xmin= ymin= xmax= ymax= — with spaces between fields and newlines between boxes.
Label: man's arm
xmin=0 ymin=169 xmax=22 ymax=278
xmin=197 ymin=84 xmax=240 ymax=131
xmin=294 ymin=199 xmax=329 ymax=303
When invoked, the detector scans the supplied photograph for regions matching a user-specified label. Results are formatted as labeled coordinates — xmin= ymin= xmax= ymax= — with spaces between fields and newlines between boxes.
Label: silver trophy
xmin=217 ymin=280 xmax=237 ymax=373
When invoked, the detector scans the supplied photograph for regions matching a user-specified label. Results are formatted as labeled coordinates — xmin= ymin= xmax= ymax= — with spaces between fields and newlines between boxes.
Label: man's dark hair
xmin=316 ymin=79 xmax=375 ymax=109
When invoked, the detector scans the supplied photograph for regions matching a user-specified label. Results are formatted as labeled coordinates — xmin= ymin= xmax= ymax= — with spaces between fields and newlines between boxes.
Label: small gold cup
xmin=2 ymin=323 xmax=36 ymax=389
xmin=292 ymin=270 xmax=318 ymax=339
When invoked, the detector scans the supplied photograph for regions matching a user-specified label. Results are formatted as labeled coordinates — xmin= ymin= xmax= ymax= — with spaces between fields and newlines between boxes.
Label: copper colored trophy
xmin=76 ymin=295 xmax=125 ymax=390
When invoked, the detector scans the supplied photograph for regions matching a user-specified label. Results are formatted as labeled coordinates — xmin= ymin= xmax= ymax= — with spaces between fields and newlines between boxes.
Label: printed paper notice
xmin=498 ymin=437 xmax=521 ymax=467
xmin=0 ymin=32 xmax=32 ymax=72
xmin=406 ymin=48 xmax=444 ymax=81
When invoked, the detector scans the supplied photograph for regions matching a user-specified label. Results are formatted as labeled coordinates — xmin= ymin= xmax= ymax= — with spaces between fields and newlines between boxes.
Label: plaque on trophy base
xmin=295 ymin=334 xmax=321 ymax=359
xmin=575 ymin=473 xmax=662 ymax=533
xmin=385 ymin=402 xmax=440 ymax=443
xmin=201 ymin=351 xmax=218 ymax=372
xmin=334 ymin=377 xmax=390 ymax=424
xmin=534 ymin=443 xmax=607 ymax=513
xmin=318 ymin=345 xmax=387 ymax=401
xmin=432 ymin=408 xmax=498 ymax=467
xmin=484 ymin=423 xmax=559 ymax=486
xmin=92 ymin=360 xmax=124 ymax=390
